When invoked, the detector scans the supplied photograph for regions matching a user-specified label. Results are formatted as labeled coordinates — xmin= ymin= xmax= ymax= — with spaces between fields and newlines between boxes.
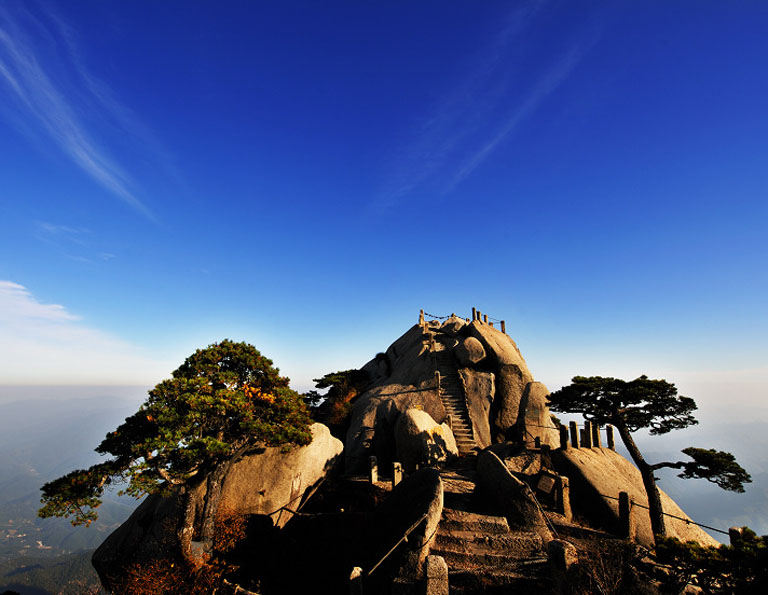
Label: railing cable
xmin=596 ymin=492 xmax=730 ymax=536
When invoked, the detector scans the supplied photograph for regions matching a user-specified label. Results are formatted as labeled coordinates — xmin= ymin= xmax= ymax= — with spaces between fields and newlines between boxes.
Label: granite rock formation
xmin=92 ymin=423 xmax=342 ymax=589
xmin=395 ymin=408 xmax=459 ymax=472
xmin=346 ymin=317 xmax=559 ymax=472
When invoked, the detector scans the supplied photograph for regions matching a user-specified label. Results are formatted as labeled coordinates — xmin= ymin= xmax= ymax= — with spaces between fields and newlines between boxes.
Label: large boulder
xmin=551 ymin=447 xmax=719 ymax=548
xmin=491 ymin=364 xmax=528 ymax=443
xmin=394 ymin=409 xmax=458 ymax=472
xmin=440 ymin=315 xmax=467 ymax=337
xmin=476 ymin=449 xmax=552 ymax=541
xmin=458 ymin=368 xmax=494 ymax=449
xmin=487 ymin=442 xmax=543 ymax=476
xmin=219 ymin=423 xmax=343 ymax=527
xmin=517 ymin=382 xmax=560 ymax=449
xmin=455 ymin=336 xmax=486 ymax=367
xmin=93 ymin=423 xmax=343 ymax=590
xmin=345 ymin=384 xmax=446 ymax=473
xmin=467 ymin=321 xmax=534 ymax=383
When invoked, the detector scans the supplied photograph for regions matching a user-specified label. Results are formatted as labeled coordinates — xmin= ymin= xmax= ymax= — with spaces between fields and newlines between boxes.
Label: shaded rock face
xmin=92 ymin=492 xmax=185 ymax=589
xmin=552 ymin=447 xmax=720 ymax=548
xmin=371 ymin=468 xmax=444 ymax=578
xmin=395 ymin=409 xmax=458 ymax=472
xmin=230 ymin=469 xmax=444 ymax=595
xmin=475 ymin=449 xmax=552 ymax=541
xmin=93 ymin=423 xmax=342 ymax=591
xmin=346 ymin=318 xmax=556 ymax=471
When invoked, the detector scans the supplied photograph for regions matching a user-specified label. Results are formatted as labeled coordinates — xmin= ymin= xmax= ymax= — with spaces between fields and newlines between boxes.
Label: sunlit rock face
xmin=345 ymin=317 xmax=559 ymax=472
xmin=552 ymin=447 xmax=720 ymax=548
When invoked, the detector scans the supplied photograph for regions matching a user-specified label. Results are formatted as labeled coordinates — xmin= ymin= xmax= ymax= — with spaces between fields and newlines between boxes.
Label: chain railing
xmin=366 ymin=511 xmax=431 ymax=576
xmin=597 ymin=492 xmax=729 ymax=536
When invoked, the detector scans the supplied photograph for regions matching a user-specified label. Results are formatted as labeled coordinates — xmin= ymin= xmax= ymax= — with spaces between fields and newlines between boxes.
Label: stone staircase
xmin=433 ymin=336 xmax=476 ymax=456
xmin=431 ymin=508 xmax=551 ymax=594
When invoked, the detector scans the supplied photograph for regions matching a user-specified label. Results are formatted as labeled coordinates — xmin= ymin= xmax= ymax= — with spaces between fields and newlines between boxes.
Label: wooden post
xmin=559 ymin=425 xmax=569 ymax=450
xmin=500 ymin=320 xmax=506 ymax=334
xmin=606 ymin=425 xmax=615 ymax=450
xmin=349 ymin=567 xmax=363 ymax=595
xmin=548 ymin=539 xmax=578 ymax=572
xmin=582 ymin=421 xmax=593 ymax=448
xmin=619 ymin=491 xmax=636 ymax=541
xmin=477 ymin=310 xmax=482 ymax=322
xmin=472 ymin=307 xmax=477 ymax=320
xmin=569 ymin=421 xmax=579 ymax=448
xmin=592 ymin=423 xmax=602 ymax=448
xmin=425 ymin=555 xmax=449 ymax=595
xmin=369 ymin=456 xmax=378 ymax=484
xmin=729 ymin=526 xmax=745 ymax=545
xmin=483 ymin=314 xmax=488 ymax=323
xmin=419 ymin=309 xmax=425 ymax=326
xmin=558 ymin=476 xmax=572 ymax=521
xmin=435 ymin=371 xmax=441 ymax=395
xmin=392 ymin=462 xmax=403 ymax=487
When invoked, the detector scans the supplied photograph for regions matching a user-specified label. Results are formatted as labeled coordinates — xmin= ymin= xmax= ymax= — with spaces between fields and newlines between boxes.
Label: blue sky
xmin=1 ymin=1 xmax=766 ymax=419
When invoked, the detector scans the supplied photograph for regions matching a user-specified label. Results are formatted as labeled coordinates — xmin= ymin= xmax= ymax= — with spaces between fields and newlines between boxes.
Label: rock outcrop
xmin=92 ymin=423 xmax=342 ymax=589
xmin=346 ymin=318 xmax=558 ymax=471
xmin=476 ymin=450 xmax=552 ymax=541
xmin=552 ymin=446 xmax=719 ymax=548
xmin=218 ymin=423 xmax=343 ymax=526
xmin=394 ymin=408 xmax=458 ymax=472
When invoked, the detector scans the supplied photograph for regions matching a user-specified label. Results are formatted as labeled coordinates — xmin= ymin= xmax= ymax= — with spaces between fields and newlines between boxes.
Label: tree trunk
xmin=200 ymin=461 xmax=230 ymax=545
xmin=613 ymin=421 xmax=667 ymax=539
xmin=177 ymin=461 xmax=232 ymax=566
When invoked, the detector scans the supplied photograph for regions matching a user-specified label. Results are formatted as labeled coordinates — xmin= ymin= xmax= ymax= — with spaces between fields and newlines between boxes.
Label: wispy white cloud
xmin=447 ymin=45 xmax=587 ymax=191
xmin=0 ymin=280 xmax=170 ymax=384
xmin=375 ymin=2 xmax=593 ymax=208
xmin=0 ymin=2 xmax=156 ymax=220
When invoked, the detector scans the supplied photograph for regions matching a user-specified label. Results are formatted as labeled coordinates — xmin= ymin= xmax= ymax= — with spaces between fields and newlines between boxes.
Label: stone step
xmin=440 ymin=509 xmax=510 ymax=534
xmin=441 ymin=398 xmax=465 ymax=404
xmin=447 ymin=564 xmax=551 ymax=595
xmin=434 ymin=532 xmax=544 ymax=557
xmin=429 ymin=548 xmax=548 ymax=573
xmin=441 ymin=397 xmax=465 ymax=405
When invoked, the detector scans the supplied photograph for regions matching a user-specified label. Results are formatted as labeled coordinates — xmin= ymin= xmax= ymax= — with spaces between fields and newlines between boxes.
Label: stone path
xmin=434 ymin=468 xmax=552 ymax=594
xmin=432 ymin=335 xmax=476 ymax=456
